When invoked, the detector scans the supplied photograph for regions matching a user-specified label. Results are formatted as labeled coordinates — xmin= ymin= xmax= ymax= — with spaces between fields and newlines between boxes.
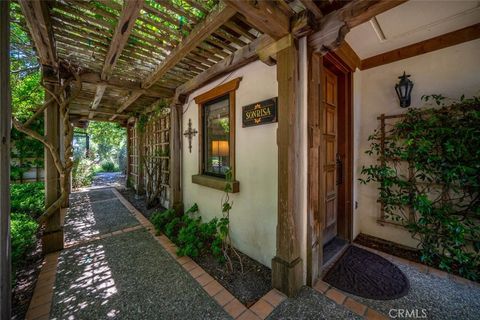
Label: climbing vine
xmin=360 ymin=95 xmax=480 ymax=280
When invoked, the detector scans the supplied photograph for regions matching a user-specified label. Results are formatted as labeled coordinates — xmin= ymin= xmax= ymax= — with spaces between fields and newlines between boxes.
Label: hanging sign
xmin=242 ymin=98 xmax=278 ymax=127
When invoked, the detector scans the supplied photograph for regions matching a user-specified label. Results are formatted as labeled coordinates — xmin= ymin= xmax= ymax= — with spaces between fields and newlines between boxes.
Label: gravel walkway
xmin=267 ymin=287 xmax=361 ymax=320
xmin=341 ymin=258 xmax=480 ymax=320
xmin=65 ymin=189 xmax=139 ymax=244
xmin=92 ymin=172 xmax=126 ymax=187
xmin=51 ymin=229 xmax=231 ymax=319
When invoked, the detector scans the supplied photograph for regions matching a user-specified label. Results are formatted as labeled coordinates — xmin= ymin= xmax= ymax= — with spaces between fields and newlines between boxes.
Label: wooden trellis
xmin=127 ymin=113 xmax=171 ymax=208
xmin=377 ymin=113 xmax=414 ymax=227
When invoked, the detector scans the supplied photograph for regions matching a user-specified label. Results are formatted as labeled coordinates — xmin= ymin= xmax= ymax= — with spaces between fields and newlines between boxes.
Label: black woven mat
xmin=323 ymin=245 xmax=409 ymax=300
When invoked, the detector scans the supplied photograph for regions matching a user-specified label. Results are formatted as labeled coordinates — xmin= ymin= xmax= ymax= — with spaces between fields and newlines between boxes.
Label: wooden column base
xmin=272 ymin=256 xmax=303 ymax=297
xmin=42 ymin=228 xmax=64 ymax=253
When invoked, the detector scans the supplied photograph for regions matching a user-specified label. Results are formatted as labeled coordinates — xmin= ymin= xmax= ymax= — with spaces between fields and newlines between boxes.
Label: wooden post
xmin=136 ymin=124 xmax=145 ymax=194
xmin=126 ymin=125 xmax=131 ymax=185
xmin=42 ymin=83 xmax=63 ymax=253
xmin=169 ymin=103 xmax=183 ymax=213
xmin=271 ymin=39 xmax=303 ymax=297
xmin=0 ymin=1 xmax=12 ymax=317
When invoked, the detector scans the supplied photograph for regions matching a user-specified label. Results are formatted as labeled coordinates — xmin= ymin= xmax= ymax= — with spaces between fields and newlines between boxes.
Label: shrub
xmin=11 ymin=213 xmax=38 ymax=268
xmin=151 ymin=208 xmax=176 ymax=232
xmin=100 ymin=161 xmax=116 ymax=172
xmin=360 ymin=95 xmax=480 ymax=280
xmin=151 ymin=204 xmax=224 ymax=259
xmin=10 ymin=182 xmax=44 ymax=218
xmin=72 ymin=156 xmax=95 ymax=189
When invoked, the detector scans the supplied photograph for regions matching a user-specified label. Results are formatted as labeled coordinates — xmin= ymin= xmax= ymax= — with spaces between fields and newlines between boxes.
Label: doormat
xmin=323 ymin=245 xmax=409 ymax=300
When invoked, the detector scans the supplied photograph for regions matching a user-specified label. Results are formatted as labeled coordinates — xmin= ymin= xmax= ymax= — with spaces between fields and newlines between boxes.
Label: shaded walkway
xmin=51 ymin=187 xmax=230 ymax=319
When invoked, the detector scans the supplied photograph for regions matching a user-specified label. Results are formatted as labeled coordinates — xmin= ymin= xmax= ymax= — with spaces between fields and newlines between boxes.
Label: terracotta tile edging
xmin=112 ymin=188 xmax=288 ymax=319
xmin=312 ymin=279 xmax=389 ymax=319
xmin=25 ymin=252 xmax=60 ymax=320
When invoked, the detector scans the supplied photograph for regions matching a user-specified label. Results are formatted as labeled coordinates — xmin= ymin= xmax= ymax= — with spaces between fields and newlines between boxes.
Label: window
xmin=203 ymin=95 xmax=230 ymax=177
xmin=192 ymin=77 xmax=241 ymax=192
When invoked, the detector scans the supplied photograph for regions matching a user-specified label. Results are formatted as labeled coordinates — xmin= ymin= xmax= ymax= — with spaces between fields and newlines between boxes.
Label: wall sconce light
xmin=395 ymin=71 xmax=414 ymax=108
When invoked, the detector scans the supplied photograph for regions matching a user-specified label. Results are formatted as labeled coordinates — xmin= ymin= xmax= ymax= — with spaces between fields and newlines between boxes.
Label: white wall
xmin=353 ymin=39 xmax=480 ymax=247
xmin=182 ymin=60 xmax=278 ymax=267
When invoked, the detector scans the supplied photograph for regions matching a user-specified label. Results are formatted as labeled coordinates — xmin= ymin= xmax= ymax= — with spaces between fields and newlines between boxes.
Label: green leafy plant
xmin=151 ymin=208 xmax=176 ymax=233
xmin=11 ymin=213 xmax=38 ymax=269
xmin=100 ymin=161 xmax=116 ymax=172
xmin=72 ymin=156 xmax=96 ymax=189
xmin=360 ymin=95 xmax=480 ymax=280
xmin=10 ymin=182 xmax=45 ymax=218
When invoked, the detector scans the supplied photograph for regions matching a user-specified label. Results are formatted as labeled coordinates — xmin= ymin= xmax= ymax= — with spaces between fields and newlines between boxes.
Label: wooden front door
xmin=322 ymin=68 xmax=338 ymax=244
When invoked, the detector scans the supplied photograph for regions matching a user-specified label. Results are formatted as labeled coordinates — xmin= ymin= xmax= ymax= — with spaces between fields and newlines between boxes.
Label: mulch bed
xmin=117 ymin=188 xmax=165 ymax=219
xmin=118 ymin=187 xmax=272 ymax=307
xmin=194 ymin=251 xmax=272 ymax=307
xmin=11 ymin=230 xmax=44 ymax=320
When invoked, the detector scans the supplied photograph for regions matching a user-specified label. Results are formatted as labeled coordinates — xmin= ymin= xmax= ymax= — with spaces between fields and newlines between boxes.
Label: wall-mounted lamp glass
xmin=395 ymin=72 xmax=414 ymax=108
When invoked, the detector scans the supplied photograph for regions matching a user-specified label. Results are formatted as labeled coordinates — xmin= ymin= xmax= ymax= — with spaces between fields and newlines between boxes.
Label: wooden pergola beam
xmin=90 ymin=0 xmax=143 ymax=120
xmin=102 ymin=0 xmax=144 ymax=80
xmin=142 ymin=1 xmax=236 ymax=89
xmin=341 ymin=0 xmax=409 ymax=29
xmin=110 ymin=91 xmax=144 ymax=120
xmin=309 ymin=0 xmax=408 ymax=52
xmin=18 ymin=0 xmax=57 ymax=67
xmin=176 ymin=34 xmax=274 ymax=97
xmin=224 ymin=0 xmax=292 ymax=40
xmin=80 ymin=73 xmax=175 ymax=97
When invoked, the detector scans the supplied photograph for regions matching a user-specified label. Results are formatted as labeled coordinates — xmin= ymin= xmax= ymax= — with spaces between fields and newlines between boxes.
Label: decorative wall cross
xmin=183 ymin=118 xmax=198 ymax=153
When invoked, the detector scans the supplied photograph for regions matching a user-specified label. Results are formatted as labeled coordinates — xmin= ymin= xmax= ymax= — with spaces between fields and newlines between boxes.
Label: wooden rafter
xmin=18 ymin=0 xmax=57 ymax=67
xmin=142 ymin=1 xmax=237 ymax=89
xmin=176 ymin=34 xmax=274 ymax=97
xmin=224 ymin=0 xmax=292 ymax=40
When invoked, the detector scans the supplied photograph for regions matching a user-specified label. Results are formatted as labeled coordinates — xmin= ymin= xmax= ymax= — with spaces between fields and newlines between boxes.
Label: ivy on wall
xmin=360 ymin=95 xmax=480 ymax=280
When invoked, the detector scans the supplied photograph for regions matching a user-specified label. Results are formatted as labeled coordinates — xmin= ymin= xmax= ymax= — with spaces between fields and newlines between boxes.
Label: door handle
xmin=336 ymin=153 xmax=343 ymax=185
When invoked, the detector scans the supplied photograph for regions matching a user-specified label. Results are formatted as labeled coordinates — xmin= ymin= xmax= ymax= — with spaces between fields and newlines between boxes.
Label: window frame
xmin=193 ymin=77 xmax=241 ymax=192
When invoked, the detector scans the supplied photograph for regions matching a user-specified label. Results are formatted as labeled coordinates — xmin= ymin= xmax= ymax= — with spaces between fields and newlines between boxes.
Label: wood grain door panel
xmin=322 ymin=68 xmax=338 ymax=244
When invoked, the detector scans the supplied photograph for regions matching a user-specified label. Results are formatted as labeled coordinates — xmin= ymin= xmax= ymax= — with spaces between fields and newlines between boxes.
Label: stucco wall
xmin=353 ymin=39 xmax=480 ymax=248
xmin=182 ymin=60 xmax=278 ymax=267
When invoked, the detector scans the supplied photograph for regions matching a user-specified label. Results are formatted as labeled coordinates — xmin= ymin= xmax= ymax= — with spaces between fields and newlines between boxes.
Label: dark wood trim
xmin=195 ymin=78 xmax=240 ymax=184
xmin=194 ymin=77 xmax=242 ymax=105
xmin=361 ymin=23 xmax=480 ymax=70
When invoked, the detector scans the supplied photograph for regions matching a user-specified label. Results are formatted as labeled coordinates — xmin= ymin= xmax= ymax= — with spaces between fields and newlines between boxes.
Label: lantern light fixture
xmin=395 ymin=71 xmax=414 ymax=108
